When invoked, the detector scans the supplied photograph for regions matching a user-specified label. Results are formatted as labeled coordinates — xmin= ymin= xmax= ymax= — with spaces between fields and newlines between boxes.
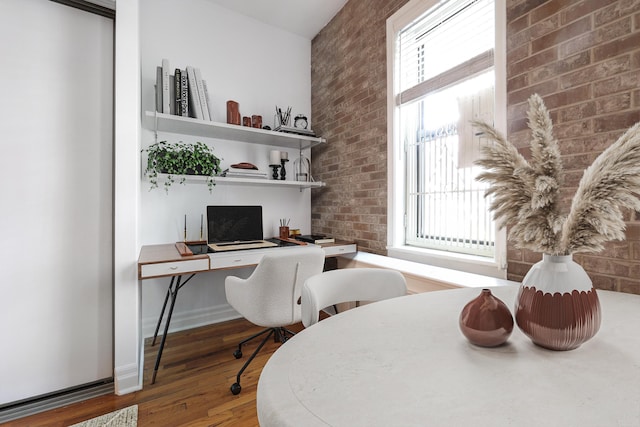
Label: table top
xmin=257 ymin=285 xmax=640 ymax=427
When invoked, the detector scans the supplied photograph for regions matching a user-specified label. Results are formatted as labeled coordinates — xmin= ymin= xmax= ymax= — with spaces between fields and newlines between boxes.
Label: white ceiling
xmin=205 ymin=0 xmax=348 ymax=39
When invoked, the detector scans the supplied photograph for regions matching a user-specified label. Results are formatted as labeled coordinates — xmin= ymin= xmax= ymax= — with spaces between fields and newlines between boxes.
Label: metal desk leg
xmin=150 ymin=273 xmax=196 ymax=384
xmin=152 ymin=276 xmax=175 ymax=346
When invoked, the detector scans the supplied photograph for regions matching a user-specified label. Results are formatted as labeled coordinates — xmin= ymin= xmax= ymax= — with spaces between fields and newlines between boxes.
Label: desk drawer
xmin=140 ymin=258 xmax=210 ymax=279
xmin=210 ymin=252 xmax=265 ymax=270
xmin=323 ymin=244 xmax=357 ymax=257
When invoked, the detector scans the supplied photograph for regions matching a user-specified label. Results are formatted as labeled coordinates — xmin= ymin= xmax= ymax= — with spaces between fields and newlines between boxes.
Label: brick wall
xmin=310 ymin=0 xmax=408 ymax=254
xmin=311 ymin=0 xmax=640 ymax=294
xmin=506 ymin=0 xmax=640 ymax=294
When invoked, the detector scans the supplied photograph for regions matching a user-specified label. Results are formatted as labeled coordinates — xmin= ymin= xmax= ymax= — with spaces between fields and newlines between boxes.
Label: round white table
xmin=257 ymin=286 xmax=640 ymax=427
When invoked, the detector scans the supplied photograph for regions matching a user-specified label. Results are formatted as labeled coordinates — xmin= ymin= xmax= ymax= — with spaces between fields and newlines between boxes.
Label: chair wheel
xmin=233 ymin=349 xmax=242 ymax=359
xmin=230 ymin=383 xmax=242 ymax=395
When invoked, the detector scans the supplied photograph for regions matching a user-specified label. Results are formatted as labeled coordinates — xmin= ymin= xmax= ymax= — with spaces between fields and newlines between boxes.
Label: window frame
xmin=386 ymin=0 xmax=508 ymax=278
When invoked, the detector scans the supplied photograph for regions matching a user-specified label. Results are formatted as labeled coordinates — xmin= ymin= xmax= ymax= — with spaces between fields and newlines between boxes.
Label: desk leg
xmin=151 ymin=275 xmax=181 ymax=385
xmin=150 ymin=273 xmax=196 ymax=385
xmin=152 ymin=276 xmax=175 ymax=346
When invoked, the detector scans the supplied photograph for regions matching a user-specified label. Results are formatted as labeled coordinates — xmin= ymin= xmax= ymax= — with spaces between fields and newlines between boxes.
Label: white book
xmin=202 ymin=79 xmax=213 ymax=121
xmin=193 ymin=67 xmax=210 ymax=121
xmin=186 ymin=66 xmax=203 ymax=120
xmin=155 ymin=66 xmax=162 ymax=112
xmin=161 ymin=58 xmax=171 ymax=114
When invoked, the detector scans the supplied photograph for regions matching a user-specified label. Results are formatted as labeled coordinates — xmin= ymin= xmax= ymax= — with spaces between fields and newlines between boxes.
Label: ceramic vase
xmin=459 ymin=288 xmax=514 ymax=347
xmin=515 ymin=254 xmax=601 ymax=351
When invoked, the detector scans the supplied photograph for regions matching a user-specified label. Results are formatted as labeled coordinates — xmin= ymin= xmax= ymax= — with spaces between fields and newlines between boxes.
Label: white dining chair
xmin=224 ymin=246 xmax=325 ymax=395
xmin=301 ymin=268 xmax=407 ymax=327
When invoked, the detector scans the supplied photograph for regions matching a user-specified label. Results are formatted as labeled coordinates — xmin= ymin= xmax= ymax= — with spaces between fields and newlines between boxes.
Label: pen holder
xmin=279 ymin=226 xmax=290 ymax=239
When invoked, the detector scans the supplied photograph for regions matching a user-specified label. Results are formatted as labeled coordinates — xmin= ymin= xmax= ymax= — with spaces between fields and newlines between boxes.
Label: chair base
xmin=230 ymin=326 xmax=294 ymax=395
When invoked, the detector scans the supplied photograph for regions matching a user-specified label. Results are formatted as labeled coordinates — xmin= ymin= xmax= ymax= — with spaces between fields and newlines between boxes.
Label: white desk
xmin=137 ymin=240 xmax=356 ymax=383
xmin=257 ymin=286 xmax=640 ymax=427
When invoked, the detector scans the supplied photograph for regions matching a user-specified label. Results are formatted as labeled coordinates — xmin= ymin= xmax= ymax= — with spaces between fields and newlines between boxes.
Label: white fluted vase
xmin=515 ymin=254 xmax=601 ymax=351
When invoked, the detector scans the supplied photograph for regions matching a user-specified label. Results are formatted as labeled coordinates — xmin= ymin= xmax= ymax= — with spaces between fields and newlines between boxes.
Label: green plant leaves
xmin=142 ymin=141 xmax=222 ymax=193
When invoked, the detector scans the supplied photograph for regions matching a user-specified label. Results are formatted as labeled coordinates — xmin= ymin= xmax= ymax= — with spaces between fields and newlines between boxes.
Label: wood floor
xmin=4 ymin=318 xmax=304 ymax=427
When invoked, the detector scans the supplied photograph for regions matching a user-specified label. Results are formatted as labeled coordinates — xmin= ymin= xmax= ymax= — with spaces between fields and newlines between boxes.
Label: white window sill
xmin=350 ymin=250 xmax=516 ymax=289
xmin=387 ymin=245 xmax=507 ymax=280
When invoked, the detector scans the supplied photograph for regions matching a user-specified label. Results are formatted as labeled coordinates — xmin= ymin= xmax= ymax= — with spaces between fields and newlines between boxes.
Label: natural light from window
xmin=387 ymin=0 xmax=506 ymax=278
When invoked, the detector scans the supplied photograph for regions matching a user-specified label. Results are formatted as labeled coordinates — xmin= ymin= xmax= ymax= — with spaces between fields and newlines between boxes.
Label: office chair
xmin=301 ymin=268 xmax=407 ymax=327
xmin=224 ymin=246 xmax=325 ymax=395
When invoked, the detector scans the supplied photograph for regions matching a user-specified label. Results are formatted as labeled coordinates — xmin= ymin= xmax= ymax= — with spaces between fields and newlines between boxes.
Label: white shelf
xmin=153 ymin=173 xmax=325 ymax=189
xmin=144 ymin=111 xmax=326 ymax=150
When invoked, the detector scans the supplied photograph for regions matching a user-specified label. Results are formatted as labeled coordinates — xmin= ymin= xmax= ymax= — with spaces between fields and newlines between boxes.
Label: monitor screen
xmin=207 ymin=205 xmax=264 ymax=243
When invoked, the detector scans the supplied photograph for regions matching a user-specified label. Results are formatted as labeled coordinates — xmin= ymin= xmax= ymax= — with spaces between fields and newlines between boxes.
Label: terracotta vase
xmin=459 ymin=288 xmax=514 ymax=347
xmin=515 ymin=254 xmax=601 ymax=351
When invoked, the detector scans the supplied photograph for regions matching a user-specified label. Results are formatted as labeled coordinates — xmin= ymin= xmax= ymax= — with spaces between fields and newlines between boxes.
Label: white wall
xmin=138 ymin=0 xmax=314 ymax=336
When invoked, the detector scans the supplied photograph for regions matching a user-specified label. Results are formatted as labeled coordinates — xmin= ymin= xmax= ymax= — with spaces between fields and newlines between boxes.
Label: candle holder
xmin=270 ymin=164 xmax=281 ymax=180
xmin=280 ymin=159 xmax=289 ymax=180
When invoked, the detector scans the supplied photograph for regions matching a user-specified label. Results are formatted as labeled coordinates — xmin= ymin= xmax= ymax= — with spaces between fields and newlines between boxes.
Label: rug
xmin=69 ymin=405 xmax=138 ymax=427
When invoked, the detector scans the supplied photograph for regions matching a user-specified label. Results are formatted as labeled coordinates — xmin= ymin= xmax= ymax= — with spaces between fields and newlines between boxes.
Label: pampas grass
xmin=473 ymin=93 xmax=640 ymax=255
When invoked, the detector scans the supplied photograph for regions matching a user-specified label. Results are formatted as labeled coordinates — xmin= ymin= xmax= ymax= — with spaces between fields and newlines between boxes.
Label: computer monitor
xmin=206 ymin=205 xmax=264 ymax=244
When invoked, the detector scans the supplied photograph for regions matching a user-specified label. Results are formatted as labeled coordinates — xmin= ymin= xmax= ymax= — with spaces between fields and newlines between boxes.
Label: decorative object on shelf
xmin=280 ymin=151 xmax=288 ymax=180
xmin=142 ymin=140 xmax=222 ymax=193
xmin=294 ymin=154 xmax=312 ymax=182
xmin=252 ymin=115 xmax=262 ymax=129
xmin=473 ymin=93 xmax=640 ymax=350
xmin=269 ymin=149 xmax=281 ymax=180
xmin=226 ymin=100 xmax=241 ymax=125
xmin=243 ymin=116 xmax=251 ymax=127
xmin=275 ymin=105 xmax=291 ymax=128
xmin=222 ymin=162 xmax=268 ymax=179
xmin=294 ymin=114 xmax=308 ymax=129
xmin=459 ymin=288 xmax=513 ymax=347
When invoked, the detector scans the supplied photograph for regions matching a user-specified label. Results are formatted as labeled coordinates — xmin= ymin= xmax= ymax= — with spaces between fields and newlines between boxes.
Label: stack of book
xmin=221 ymin=167 xmax=268 ymax=179
xmin=155 ymin=58 xmax=213 ymax=121
xmin=296 ymin=234 xmax=335 ymax=244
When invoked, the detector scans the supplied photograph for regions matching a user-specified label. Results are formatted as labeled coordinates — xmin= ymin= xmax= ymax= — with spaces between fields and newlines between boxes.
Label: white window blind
xmin=398 ymin=0 xmax=496 ymax=257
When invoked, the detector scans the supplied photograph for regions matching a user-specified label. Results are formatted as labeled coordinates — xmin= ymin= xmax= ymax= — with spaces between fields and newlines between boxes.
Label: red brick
xmin=531 ymin=16 xmax=592 ymax=53
xmin=593 ymin=31 xmax=640 ymax=62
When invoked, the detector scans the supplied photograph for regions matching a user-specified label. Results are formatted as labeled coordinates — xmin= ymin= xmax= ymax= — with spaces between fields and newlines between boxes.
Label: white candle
xmin=269 ymin=150 xmax=281 ymax=165
xmin=280 ymin=151 xmax=288 ymax=160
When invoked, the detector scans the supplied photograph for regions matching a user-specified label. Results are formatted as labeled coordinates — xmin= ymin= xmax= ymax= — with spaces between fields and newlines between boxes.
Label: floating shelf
xmin=144 ymin=111 xmax=326 ymax=150
xmin=152 ymin=173 xmax=325 ymax=189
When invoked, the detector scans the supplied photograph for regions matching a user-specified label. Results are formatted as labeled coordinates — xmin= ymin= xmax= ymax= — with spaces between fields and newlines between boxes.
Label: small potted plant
xmin=143 ymin=140 xmax=222 ymax=193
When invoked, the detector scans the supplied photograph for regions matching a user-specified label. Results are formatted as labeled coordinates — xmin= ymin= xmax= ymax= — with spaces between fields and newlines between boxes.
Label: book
xmin=186 ymin=66 xmax=203 ymax=120
xmin=155 ymin=66 xmax=162 ymax=112
xmin=222 ymin=168 xmax=268 ymax=179
xmin=193 ymin=67 xmax=210 ymax=121
xmin=161 ymin=58 xmax=171 ymax=114
xmin=297 ymin=235 xmax=335 ymax=244
xmin=174 ymin=68 xmax=182 ymax=115
xmin=180 ymin=72 xmax=189 ymax=117
xmin=168 ymin=74 xmax=175 ymax=115
xmin=202 ymin=79 xmax=213 ymax=121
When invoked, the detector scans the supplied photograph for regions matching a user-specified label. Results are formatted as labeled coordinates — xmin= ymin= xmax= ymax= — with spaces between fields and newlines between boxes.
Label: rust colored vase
xmin=459 ymin=288 xmax=514 ymax=347
xmin=515 ymin=254 xmax=601 ymax=351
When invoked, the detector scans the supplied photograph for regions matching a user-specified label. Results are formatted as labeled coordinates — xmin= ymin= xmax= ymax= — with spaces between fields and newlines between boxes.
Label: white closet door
xmin=0 ymin=0 xmax=113 ymax=404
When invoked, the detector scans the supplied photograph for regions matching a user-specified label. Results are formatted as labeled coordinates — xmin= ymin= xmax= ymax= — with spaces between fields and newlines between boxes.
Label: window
xmin=387 ymin=0 xmax=507 ymax=277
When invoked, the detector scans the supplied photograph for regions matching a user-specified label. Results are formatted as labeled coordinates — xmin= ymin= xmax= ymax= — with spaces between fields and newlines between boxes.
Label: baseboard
xmin=142 ymin=303 xmax=241 ymax=338
xmin=114 ymin=362 xmax=142 ymax=395
xmin=0 ymin=381 xmax=113 ymax=423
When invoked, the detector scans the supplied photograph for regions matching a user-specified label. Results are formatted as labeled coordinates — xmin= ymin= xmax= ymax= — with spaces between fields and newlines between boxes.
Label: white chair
xmin=301 ymin=268 xmax=407 ymax=327
xmin=224 ymin=247 xmax=325 ymax=395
